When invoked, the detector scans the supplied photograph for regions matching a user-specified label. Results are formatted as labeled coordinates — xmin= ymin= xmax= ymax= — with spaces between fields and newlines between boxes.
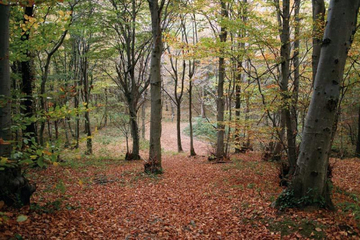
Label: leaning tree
xmin=275 ymin=0 xmax=360 ymax=209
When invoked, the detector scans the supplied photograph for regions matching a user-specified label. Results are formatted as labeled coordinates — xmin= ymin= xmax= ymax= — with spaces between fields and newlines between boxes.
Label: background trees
xmin=104 ymin=0 xmax=151 ymax=160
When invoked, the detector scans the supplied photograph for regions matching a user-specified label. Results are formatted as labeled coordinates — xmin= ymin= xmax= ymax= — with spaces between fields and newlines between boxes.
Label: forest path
xmin=144 ymin=121 xmax=210 ymax=156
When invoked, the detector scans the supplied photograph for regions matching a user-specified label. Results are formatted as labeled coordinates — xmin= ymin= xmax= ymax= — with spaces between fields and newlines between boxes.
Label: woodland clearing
xmin=1 ymin=122 xmax=360 ymax=239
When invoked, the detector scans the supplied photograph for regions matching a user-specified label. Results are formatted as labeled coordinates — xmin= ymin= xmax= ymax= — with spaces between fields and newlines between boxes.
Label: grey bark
xmin=145 ymin=0 xmax=165 ymax=173
xmin=234 ymin=0 xmax=247 ymax=153
xmin=81 ymin=43 xmax=92 ymax=155
xmin=278 ymin=0 xmax=360 ymax=209
xmin=312 ymin=0 xmax=325 ymax=84
xmin=279 ymin=0 xmax=296 ymax=173
xmin=216 ymin=0 xmax=228 ymax=159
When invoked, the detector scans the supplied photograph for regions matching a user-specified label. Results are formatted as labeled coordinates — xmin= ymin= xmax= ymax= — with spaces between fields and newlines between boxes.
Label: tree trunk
xmin=291 ymin=0 xmax=300 ymax=162
xmin=234 ymin=83 xmax=241 ymax=153
xmin=141 ymin=93 xmax=146 ymax=140
xmin=234 ymin=0 xmax=247 ymax=153
xmin=145 ymin=0 xmax=164 ymax=174
xmin=216 ymin=0 xmax=228 ymax=159
xmin=129 ymin=103 xmax=141 ymax=159
xmin=279 ymin=0 xmax=297 ymax=173
xmin=201 ymin=86 xmax=206 ymax=118
xmin=189 ymin=76 xmax=196 ymax=156
xmin=20 ymin=6 xmax=37 ymax=146
xmin=176 ymin=103 xmax=183 ymax=152
xmin=276 ymin=0 xmax=360 ymax=209
xmin=356 ymin=106 xmax=360 ymax=157
xmin=100 ymin=87 xmax=108 ymax=129
xmin=0 ymin=4 xmax=11 ymax=158
xmin=0 ymin=5 xmax=35 ymax=207
xmin=312 ymin=0 xmax=325 ymax=84
xmin=82 ymin=46 xmax=92 ymax=155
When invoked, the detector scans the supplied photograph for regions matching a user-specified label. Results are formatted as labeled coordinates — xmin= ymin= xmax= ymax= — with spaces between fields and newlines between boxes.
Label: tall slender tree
xmin=20 ymin=6 xmax=37 ymax=146
xmin=145 ymin=0 xmax=167 ymax=173
xmin=215 ymin=0 xmax=228 ymax=159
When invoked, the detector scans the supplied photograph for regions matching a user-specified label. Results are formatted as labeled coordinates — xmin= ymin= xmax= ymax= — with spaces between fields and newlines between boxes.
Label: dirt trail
xmin=145 ymin=122 xmax=210 ymax=156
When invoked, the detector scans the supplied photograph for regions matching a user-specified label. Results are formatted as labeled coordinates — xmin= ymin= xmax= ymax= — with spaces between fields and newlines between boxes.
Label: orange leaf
xmin=0 ymin=138 xmax=10 ymax=145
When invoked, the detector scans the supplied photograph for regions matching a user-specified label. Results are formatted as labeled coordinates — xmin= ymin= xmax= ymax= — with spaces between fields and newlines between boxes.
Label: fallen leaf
xmin=17 ymin=215 xmax=28 ymax=223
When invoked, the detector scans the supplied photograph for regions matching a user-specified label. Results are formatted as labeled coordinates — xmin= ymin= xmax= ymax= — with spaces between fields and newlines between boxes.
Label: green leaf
xmin=16 ymin=215 xmax=28 ymax=222
xmin=19 ymin=159 xmax=35 ymax=165
xmin=36 ymin=157 xmax=45 ymax=168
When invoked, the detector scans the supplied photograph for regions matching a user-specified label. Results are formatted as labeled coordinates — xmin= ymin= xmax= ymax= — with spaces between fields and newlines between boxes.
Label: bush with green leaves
xmin=183 ymin=117 xmax=216 ymax=142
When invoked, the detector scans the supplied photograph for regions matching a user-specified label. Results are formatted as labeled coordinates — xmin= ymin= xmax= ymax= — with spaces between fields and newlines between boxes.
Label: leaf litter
xmin=1 ymin=152 xmax=360 ymax=239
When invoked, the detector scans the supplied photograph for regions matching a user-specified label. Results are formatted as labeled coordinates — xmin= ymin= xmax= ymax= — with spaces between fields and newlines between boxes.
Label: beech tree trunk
xmin=215 ymin=0 xmax=228 ymax=159
xmin=200 ymin=86 xmax=206 ymax=119
xmin=176 ymin=103 xmax=183 ymax=152
xmin=312 ymin=0 xmax=325 ymax=84
xmin=279 ymin=0 xmax=297 ymax=174
xmin=129 ymin=102 xmax=140 ymax=159
xmin=277 ymin=0 xmax=360 ymax=209
xmin=141 ymin=93 xmax=146 ymax=139
xmin=145 ymin=0 xmax=164 ymax=173
xmin=0 ymin=5 xmax=35 ymax=207
xmin=189 ymin=78 xmax=196 ymax=156
xmin=81 ymin=44 xmax=92 ymax=155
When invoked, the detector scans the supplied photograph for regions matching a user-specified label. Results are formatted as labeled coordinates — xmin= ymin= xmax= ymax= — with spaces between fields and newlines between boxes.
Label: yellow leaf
xmin=53 ymin=162 xmax=59 ymax=167
xmin=0 ymin=157 xmax=7 ymax=165
xmin=30 ymin=155 xmax=37 ymax=160
xmin=59 ymin=10 xmax=65 ymax=17
xmin=78 ymin=180 xmax=83 ymax=186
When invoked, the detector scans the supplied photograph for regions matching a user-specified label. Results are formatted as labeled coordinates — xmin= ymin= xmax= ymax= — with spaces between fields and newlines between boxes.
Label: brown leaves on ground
xmin=1 ymin=153 xmax=360 ymax=239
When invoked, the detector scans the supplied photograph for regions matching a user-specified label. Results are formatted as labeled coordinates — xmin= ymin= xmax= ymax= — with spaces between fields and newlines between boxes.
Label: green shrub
xmin=183 ymin=117 xmax=216 ymax=141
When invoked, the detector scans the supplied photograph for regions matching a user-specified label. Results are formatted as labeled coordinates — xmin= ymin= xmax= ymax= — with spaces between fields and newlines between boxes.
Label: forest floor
xmin=1 ymin=122 xmax=360 ymax=239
